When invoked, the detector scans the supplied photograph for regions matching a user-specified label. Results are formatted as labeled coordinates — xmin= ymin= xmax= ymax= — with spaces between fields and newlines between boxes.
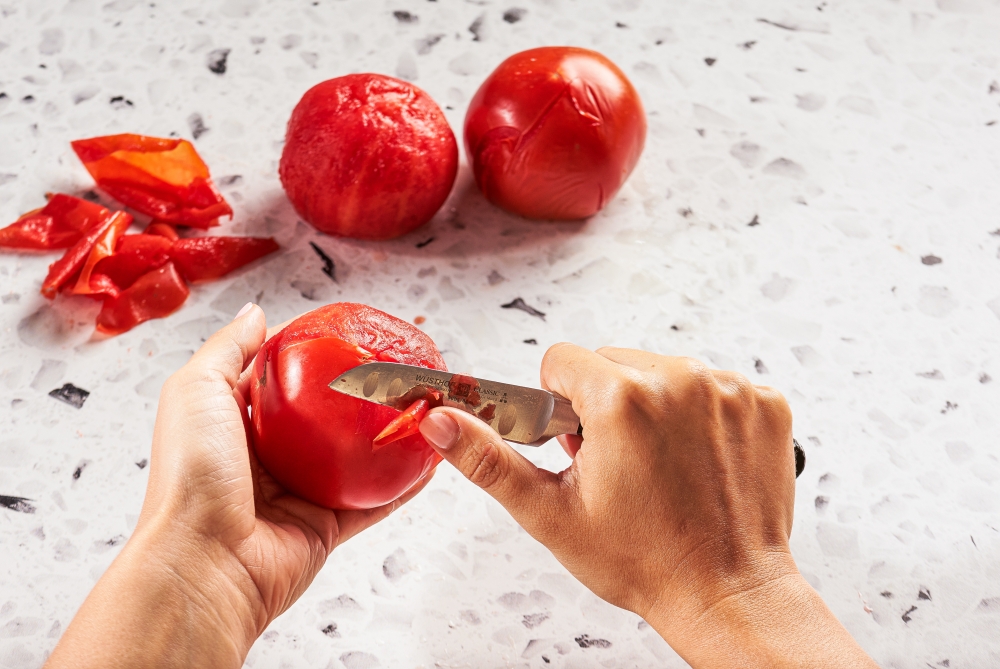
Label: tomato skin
xmin=464 ymin=47 xmax=646 ymax=220
xmin=279 ymin=74 xmax=458 ymax=240
xmin=250 ymin=303 xmax=447 ymax=510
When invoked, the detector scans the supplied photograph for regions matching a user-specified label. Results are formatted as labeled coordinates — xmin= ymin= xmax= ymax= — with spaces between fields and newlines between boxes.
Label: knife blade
xmin=328 ymin=361 xmax=806 ymax=478
xmin=328 ymin=362 xmax=581 ymax=447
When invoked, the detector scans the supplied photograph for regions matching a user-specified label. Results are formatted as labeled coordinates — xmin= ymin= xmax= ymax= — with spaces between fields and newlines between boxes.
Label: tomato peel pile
xmin=250 ymin=303 xmax=447 ymax=510
xmin=1 ymin=134 xmax=279 ymax=335
xmin=71 ymin=134 xmax=232 ymax=229
xmin=464 ymin=46 xmax=647 ymax=220
xmin=280 ymin=74 xmax=458 ymax=240
xmin=0 ymin=194 xmax=112 ymax=251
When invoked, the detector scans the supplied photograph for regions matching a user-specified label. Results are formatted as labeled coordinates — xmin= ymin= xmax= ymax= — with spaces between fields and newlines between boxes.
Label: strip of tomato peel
xmin=372 ymin=398 xmax=431 ymax=451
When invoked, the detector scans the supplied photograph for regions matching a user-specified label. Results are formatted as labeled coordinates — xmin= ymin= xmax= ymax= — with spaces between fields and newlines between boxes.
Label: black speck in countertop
xmin=739 ymin=40 xmax=756 ymax=50
xmin=670 ymin=324 xmax=680 ymax=331
xmin=416 ymin=236 xmax=435 ymax=248
xmin=575 ymin=634 xmax=612 ymax=649
xmin=218 ymin=174 xmax=242 ymax=186
xmin=988 ymin=121 xmax=997 ymax=127
xmin=695 ymin=128 xmax=706 ymax=137
xmin=73 ymin=461 xmax=88 ymax=480
xmin=753 ymin=357 xmax=768 ymax=374
xmin=814 ymin=495 xmax=828 ymax=511
xmin=749 ymin=96 xmax=766 ymax=103
xmin=206 ymin=48 xmax=230 ymax=74
xmin=522 ymin=613 xmax=549 ymax=628
xmin=309 ymin=242 xmax=337 ymax=282
xmin=989 ymin=228 xmax=1000 ymax=237
xmin=615 ymin=21 xmax=628 ymax=28
xmin=989 ymin=80 xmax=999 ymax=94
xmin=940 ymin=401 xmax=957 ymax=414
xmin=393 ymin=10 xmax=418 ymax=23
xmin=523 ymin=338 xmax=537 ymax=345
xmin=503 ymin=7 xmax=526 ymax=23
xmin=917 ymin=369 xmax=944 ymax=380
xmin=918 ymin=587 xmax=932 ymax=601
xmin=980 ymin=373 xmax=992 ymax=384
xmin=902 ymin=605 xmax=917 ymax=623
xmin=921 ymin=254 xmax=942 ymax=265
xmin=0 ymin=495 xmax=36 ymax=514
xmin=704 ymin=57 xmax=716 ymax=66
xmin=880 ymin=591 xmax=893 ymax=598
xmin=469 ymin=14 xmax=485 ymax=41
xmin=187 ymin=113 xmax=208 ymax=139
xmin=321 ymin=623 xmax=340 ymax=637
xmin=415 ymin=33 xmax=445 ymax=54
xmin=502 ymin=297 xmax=545 ymax=320
xmin=487 ymin=270 xmax=506 ymax=285
xmin=757 ymin=17 xmax=802 ymax=31
xmin=22 ymin=95 xmax=35 ymax=103
xmin=135 ymin=459 xmax=148 ymax=469
xmin=109 ymin=95 xmax=133 ymax=109
xmin=0 ymin=92 xmax=7 ymax=100
xmin=49 ymin=383 xmax=89 ymax=409
xmin=678 ymin=207 xmax=693 ymax=218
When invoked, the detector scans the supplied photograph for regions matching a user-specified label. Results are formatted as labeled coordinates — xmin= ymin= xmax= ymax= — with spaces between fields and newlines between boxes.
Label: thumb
xmin=186 ymin=302 xmax=267 ymax=389
xmin=419 ymin=407 xmax=572 ymax=539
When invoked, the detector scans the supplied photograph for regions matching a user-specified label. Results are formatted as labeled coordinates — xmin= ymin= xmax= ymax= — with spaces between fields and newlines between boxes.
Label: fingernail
xmin=419 ymin=413 xmax=459 ymax=450
xmin=234 ymin=302 xmax=254 ymax=320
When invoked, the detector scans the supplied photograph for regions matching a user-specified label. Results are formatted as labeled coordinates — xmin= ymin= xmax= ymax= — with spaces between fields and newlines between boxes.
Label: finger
xmin=334 ymin=469 xmax=437 ymax=544
xmin=540 ymin=343 xmax=624 ymax=410
xmin=234 ymin=315 xmax=303 ymax=401
xmin=419 ymin=407 xmax=572 ymax=542
xmin=184 ymin=303 xmax=267 ymax=389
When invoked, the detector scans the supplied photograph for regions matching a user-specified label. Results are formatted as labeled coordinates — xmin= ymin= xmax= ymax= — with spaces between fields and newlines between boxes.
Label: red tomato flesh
xmin=250 ymin=303 xmax=447 ymax=510
xmin=464 ymin=47 xmax=647 ymax=220
xmin=279 ymin=74 xmax=458 ymax=240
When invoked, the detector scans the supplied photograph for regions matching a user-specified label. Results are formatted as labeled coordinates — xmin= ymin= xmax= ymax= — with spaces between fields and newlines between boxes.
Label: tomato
xmin=279 ymin=74 xmax=458 ymax=240
xmin=250 ymin=303 xmax=447 ymax=510
xmin=464 ymin=47 xmax=646 ymax=220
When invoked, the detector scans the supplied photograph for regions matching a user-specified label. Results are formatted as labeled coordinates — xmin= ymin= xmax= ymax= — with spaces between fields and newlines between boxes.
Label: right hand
xmin=419 ymin=344 xmax=877 ymax=668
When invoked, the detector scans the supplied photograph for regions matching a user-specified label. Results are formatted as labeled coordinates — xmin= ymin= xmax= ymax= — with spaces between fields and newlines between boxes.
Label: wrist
xmin=133 ymin=511 xmax=265 ymax=644
xmin=644 ymin=556 xmax=876 ymax=669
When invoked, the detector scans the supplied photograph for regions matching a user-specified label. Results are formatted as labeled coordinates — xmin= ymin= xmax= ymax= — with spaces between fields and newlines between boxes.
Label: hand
xmin=419 ymin=344 xmax=876 ymax=669
xmin=46 ymin=304 xmax=432 ymax=669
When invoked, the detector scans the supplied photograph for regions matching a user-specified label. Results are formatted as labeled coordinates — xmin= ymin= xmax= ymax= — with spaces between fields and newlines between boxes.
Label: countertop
xmin=2 ymin=0 xmax=1000 ymax=667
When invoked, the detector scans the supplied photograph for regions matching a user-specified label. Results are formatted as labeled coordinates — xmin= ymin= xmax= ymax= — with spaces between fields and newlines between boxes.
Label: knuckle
xmin=719 ymin=372 xmax=756 ymax=408
xmin=675 ymin=357 xmax=717 ymax=397
xmin=464 ymin=440 xmax=506 ymax=491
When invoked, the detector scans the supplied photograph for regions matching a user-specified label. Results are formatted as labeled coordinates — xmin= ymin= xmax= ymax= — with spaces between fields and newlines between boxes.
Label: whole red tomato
xmin=279 ymin=74 xmax=458 ymax=240
xmin=250 ymin=303 xmax=447 ymax=510
xmin=464 ymin=47 xmax=646 ymax=220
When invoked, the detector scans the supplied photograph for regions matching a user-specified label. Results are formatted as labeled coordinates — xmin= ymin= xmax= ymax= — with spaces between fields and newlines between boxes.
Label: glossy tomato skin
xmin=279 ymin=74 xmax=459 ymax=240
xmin=250 ymin=303 xmax=446 ymax=510
xmin=464 ymin=47 xmax=646 ymax=220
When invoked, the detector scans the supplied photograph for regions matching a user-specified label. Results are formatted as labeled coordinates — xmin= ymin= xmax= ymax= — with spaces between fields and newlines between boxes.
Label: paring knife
xmin=329 ymin=362 xmax=805 ymax=477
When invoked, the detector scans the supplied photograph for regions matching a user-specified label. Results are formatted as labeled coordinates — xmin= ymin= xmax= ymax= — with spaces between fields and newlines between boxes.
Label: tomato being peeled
xmin=250 ymin=303 xmax=447 ymax=510
xmin=279 ymin=74 xmax=458 ymax=240
xmin=464 ymin=47 xmax=646 ymax=220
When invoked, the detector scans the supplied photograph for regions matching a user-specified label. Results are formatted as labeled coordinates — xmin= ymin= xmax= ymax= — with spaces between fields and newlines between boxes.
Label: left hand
xmin=46 ymin=304 xmax=432 ymax=669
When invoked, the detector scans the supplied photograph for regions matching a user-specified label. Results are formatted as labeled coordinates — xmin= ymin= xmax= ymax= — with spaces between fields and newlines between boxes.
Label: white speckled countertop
xmin=2 ymin=0 xmax=1000 ymax=667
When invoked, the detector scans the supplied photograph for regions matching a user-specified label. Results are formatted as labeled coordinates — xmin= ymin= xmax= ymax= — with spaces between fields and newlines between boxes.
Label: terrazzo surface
xmin=2 ymin=0 xmax=1000 ymax=667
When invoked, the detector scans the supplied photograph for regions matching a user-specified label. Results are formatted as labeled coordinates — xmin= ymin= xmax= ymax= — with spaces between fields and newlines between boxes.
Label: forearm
xmin=648 ymin=572 xmax=878 ymax=669
xmin=45 ymin=519 xmax=261 ymax=669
